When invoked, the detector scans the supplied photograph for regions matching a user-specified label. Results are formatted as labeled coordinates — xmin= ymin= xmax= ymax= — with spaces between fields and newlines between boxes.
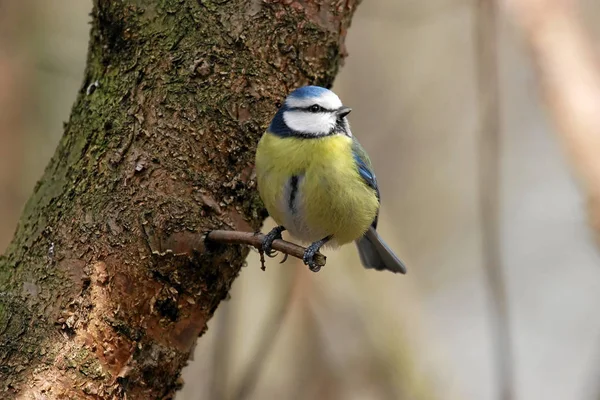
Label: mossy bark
xmin=0 ymin=0 xmax=360 ymax=398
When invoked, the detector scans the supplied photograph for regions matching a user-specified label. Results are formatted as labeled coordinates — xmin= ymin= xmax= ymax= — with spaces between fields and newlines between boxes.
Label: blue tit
xmin=255 ymin=85 xmax=406 ymax=274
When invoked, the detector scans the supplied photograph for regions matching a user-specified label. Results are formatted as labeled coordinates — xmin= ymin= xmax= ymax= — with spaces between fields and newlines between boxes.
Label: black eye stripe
xmin=287 ymin=105 xmax=332 ymax=113
xmin=286 ymin=105 xmax=337 ymax=113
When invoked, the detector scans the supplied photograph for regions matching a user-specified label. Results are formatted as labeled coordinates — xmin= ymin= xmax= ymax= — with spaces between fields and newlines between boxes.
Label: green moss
xmin=0 ymin=300 xmax=6 ymax=334
xmin=79 ymin=358 xmax=107 ymax=380
xmin=65 ymin=348 xmax=107 ymax=380
xmin=0 ymin=256 xmax=9 ymax=286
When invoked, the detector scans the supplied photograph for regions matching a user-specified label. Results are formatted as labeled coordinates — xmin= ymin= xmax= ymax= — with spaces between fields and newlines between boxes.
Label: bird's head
xmin=269 ymin=86 xmax=352 ymax=138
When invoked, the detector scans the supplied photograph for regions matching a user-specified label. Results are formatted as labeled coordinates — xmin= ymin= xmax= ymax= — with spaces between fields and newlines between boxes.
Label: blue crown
xmin=288 ymin=85 xmax=330 ymax=99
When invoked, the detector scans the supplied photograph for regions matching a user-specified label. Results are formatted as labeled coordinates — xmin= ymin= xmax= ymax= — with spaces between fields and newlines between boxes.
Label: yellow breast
xmin=255 ymin=132 xmax=379 ymax=245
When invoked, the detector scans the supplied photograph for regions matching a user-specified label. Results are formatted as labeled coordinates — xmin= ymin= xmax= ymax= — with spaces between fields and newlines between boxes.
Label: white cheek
xmin=283 ymin=111 xmax=336 ymax=135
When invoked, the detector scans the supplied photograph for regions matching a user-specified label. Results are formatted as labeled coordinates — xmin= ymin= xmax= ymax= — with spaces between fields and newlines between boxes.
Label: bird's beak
xmin=336 ymin=106 xmax=352 ymax=118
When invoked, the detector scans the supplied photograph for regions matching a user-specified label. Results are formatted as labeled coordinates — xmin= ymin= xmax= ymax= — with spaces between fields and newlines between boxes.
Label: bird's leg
xmin=261 ymin=226 xmax=286 ymax=257
xmin=303 ymin=235 xmax=332 ymax=272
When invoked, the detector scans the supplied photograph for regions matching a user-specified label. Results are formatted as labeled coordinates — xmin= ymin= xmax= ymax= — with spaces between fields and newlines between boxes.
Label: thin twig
xmin=475 ymin=1 xmax=514 ymax=400
xmin=205 ymin=230 xmax=326 ymax=268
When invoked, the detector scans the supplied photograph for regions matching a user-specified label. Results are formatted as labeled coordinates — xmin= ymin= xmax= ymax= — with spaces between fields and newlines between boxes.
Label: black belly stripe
xmin=288 ymin=175 xmax=299 ymax=214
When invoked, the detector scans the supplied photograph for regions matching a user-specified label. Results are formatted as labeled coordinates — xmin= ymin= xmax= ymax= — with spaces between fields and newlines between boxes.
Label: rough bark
xmin=0 ymin=0 xmax=360 ymax=398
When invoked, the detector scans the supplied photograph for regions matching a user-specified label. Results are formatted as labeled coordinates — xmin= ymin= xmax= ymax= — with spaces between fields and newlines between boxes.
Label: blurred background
xmin=2 ymin=1 xmax=600 ymax=399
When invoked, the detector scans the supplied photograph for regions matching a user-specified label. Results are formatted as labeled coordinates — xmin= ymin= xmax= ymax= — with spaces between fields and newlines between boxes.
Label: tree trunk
xmin=0 ymin=1 xmax=360 ymax=398
xmin=504 ymin=0 xmax=600 ymax=244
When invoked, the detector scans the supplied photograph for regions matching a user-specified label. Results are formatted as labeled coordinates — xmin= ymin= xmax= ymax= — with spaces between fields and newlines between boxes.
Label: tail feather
xmin=355 ymin=227 xmax=407 ymax=274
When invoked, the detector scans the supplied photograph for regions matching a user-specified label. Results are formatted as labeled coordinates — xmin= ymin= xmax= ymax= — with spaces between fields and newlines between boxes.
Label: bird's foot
xmin=302 ymin=235 xmax=332 ymax=273
xmin=261 ymin=226 xmax=286 ymax=258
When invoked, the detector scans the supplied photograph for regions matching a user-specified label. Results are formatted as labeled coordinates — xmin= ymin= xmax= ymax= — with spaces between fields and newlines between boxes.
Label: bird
xmin=255 ymin=85 xmax=406 ymax=274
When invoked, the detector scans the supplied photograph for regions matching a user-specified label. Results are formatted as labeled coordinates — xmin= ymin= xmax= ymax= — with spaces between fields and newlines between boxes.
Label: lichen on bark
xmin=0 ymin=0 xmax=361 ymax=398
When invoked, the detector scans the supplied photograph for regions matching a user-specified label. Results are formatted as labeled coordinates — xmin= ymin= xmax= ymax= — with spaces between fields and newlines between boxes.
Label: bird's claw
xmin=303 ymin=244 xmax=322 ymax=273
xmin=302 ymin=235 xmax=331 ymax=272
xmin=261 ymin=226 xmax=285 ymax=258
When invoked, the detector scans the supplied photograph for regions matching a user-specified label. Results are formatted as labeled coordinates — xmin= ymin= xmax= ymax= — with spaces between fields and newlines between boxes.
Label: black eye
xmin=309 ymin=104 xmax=322 ymax=113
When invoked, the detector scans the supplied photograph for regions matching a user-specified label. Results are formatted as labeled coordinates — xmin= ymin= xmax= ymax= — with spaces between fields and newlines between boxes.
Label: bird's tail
xmin=355 ymin=226 xmax=407 ymax=274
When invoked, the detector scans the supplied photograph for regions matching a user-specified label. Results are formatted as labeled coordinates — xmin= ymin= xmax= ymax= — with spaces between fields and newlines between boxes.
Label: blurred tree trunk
xmin=505 ymin=0 xmax=600 ymax=242
xmin=0 ymin=1 xmax=360 ymax=398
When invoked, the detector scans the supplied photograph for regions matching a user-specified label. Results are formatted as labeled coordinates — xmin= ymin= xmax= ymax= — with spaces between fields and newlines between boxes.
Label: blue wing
xmin=352 ymin=139 xmax=380 ymax=228
xmin=351 ymin=139 xmax=407 ymax=273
